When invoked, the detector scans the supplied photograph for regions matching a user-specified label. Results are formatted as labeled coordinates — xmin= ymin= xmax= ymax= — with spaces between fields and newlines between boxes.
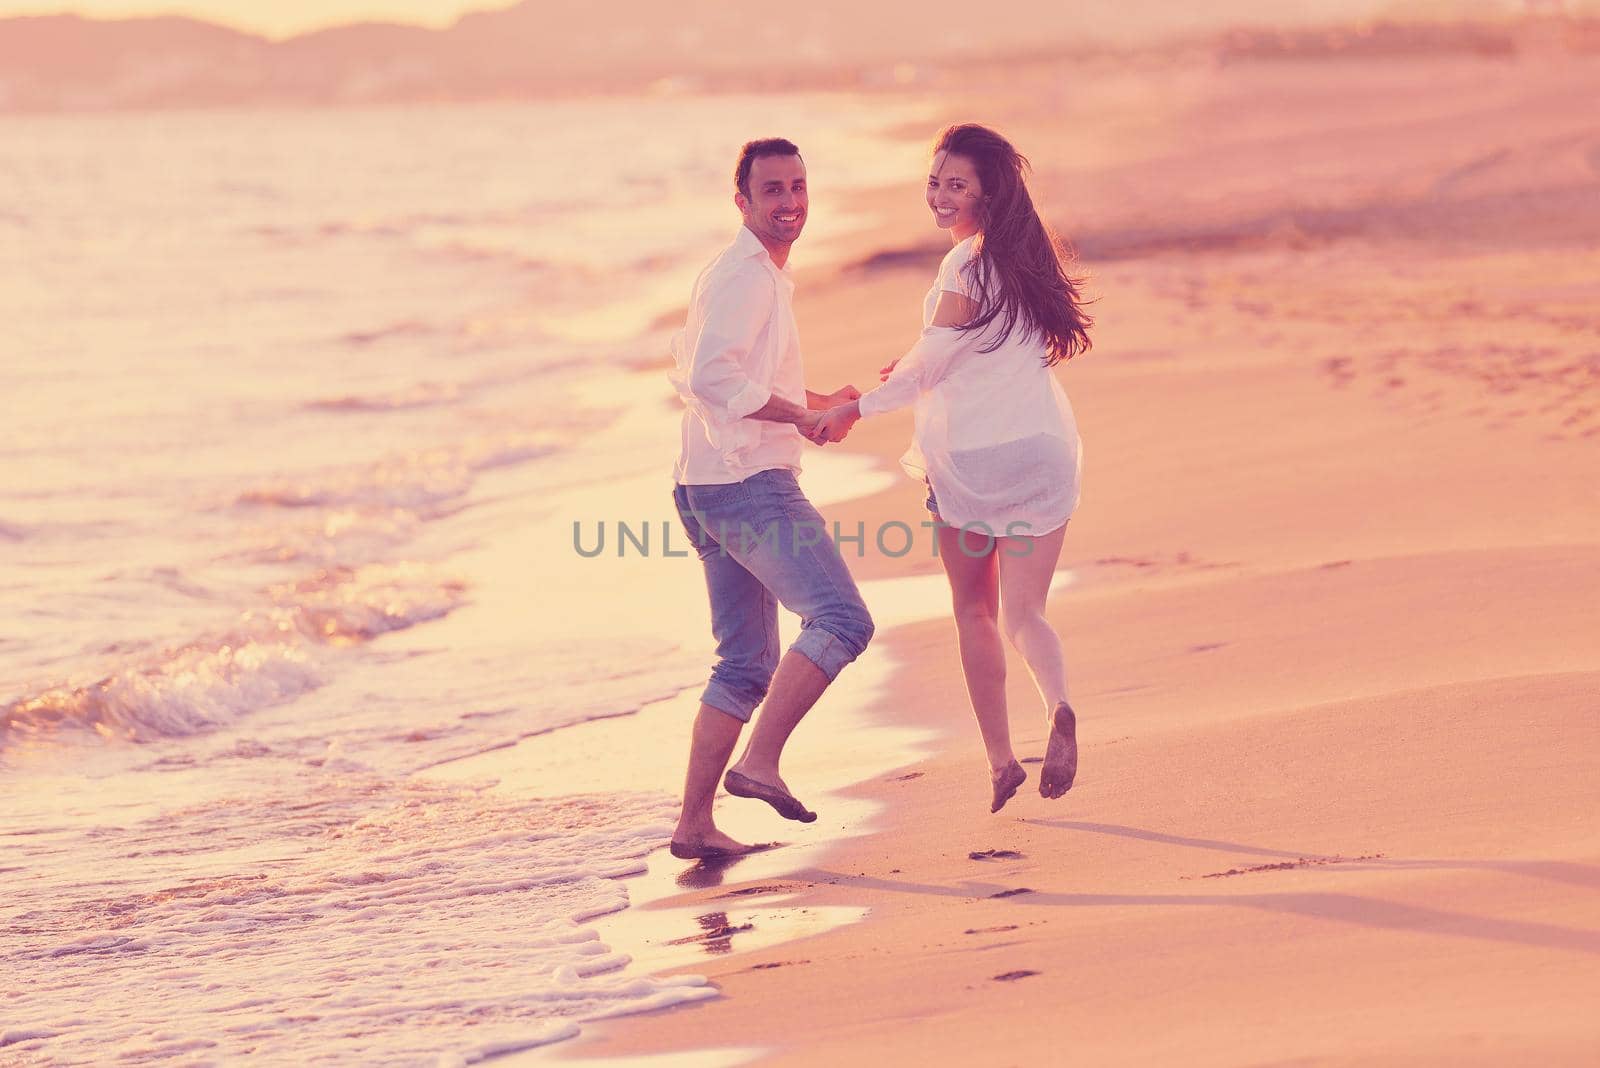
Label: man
xmin=666 ymin=138 xmax=874 ymax=861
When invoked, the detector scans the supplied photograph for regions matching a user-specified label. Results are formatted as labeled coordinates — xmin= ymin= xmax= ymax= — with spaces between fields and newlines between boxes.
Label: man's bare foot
xmin=991 ymin=760 xmax=1027 ymax=813
xmin=668 ymin=828 xmax=780 ymax=861
xmin=723 ymin=768 xmax=818 ymax=823
xmin=1039 ymin=702 xmax=1078 ymax=799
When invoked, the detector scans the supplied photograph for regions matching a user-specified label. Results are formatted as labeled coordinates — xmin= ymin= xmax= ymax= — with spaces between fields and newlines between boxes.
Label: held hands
xmin=806 ymin=400 xmax=861 ymax=445
xmin=799 ymin=385 xmax=861 ymax=446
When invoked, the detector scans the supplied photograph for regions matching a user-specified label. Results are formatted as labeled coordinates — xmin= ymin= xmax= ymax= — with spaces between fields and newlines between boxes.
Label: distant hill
xmin=1 ymin=2 xmax=1593 ymax=112
xmin=1217 ymin=15 xmax=1600 ymax=58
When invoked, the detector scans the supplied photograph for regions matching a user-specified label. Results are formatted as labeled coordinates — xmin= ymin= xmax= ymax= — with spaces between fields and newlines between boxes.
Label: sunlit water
xmin=1 ymin=94 xmax=934 ymax=1065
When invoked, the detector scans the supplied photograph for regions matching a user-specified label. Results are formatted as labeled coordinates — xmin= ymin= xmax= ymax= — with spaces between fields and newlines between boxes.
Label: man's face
xmin=737 ymin=154 xmax=807 ymax=248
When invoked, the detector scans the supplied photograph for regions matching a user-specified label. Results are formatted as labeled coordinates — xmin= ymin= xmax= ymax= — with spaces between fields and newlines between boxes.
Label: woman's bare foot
xmin=990 ymin=760 xmax=1027 ymax=813
xmin=1039 ymin=701 xmax=1078 ymax=799
xmin=668 ymin=828 xmax=779 ymax=861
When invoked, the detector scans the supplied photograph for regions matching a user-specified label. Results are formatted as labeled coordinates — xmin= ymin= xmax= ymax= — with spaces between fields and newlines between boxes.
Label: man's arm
xmin=684 ymin=270 xmax=829 ymax=438
xmin=750 ymin=393 xmax=816 ymax=429
xmin=685 ymin=271 xmax=776 ymax=421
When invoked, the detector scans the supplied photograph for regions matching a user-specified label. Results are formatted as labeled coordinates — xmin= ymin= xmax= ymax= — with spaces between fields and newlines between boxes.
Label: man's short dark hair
xmin=735 ymin=138 xmax=803 ymax=198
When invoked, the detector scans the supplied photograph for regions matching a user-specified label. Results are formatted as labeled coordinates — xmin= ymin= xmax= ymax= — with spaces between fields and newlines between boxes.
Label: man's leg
xmin=730 ymin=650 xmax=828 ymax=783
xmin=673 ymin=703 xmax=749 ymax=851
xmin=671 ymin=484 xmax=783 ymax=855
xmin=718 ymin=472 xmax=874 ymax=813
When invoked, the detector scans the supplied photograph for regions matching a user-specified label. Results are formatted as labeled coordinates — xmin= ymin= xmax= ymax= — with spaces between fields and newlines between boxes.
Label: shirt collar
xmin=735 ymin=224 xmax=792 ymax=274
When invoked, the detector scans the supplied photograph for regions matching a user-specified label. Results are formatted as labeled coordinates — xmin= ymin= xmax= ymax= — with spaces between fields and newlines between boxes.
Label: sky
xmin=0 ymin=0 xmax=1539 ymax=41
xmin=0 ymin=1 xmax=504 ymax=38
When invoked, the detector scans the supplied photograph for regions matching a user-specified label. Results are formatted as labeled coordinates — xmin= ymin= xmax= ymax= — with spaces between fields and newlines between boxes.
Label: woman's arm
xmin=857 ymin=291 xmax=982 ymax=417
xmin=931 ymin=290 xmax=979 ymax=329
xmin=878 ymin=291 xmax=979 ymax=380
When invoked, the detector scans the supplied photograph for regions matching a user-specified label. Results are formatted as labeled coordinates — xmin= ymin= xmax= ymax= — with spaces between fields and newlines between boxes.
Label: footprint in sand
xmin=718 ymin=883 xmax=802 ymax=898
xmin=1195 ymin=853 xmax=1385 ymax=880
xmin=968 ymin=849 xmax=1024 ymax=861
xmin=993 ymin=970 xmax=1040 ymax=982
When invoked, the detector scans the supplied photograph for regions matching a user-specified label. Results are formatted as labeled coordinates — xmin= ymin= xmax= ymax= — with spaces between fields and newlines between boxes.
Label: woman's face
xmin=927 ymin=150 xmax=984 ymax=240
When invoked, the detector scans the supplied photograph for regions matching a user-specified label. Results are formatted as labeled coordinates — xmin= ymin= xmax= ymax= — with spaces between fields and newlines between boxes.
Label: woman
xmin=813 ymin=123 xmax=1091 ymax=812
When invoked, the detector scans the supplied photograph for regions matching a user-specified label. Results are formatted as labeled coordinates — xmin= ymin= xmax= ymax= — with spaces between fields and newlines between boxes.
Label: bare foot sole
xmin=669 ymin=838 xmax=782 ymax=861
xmin=990 ymin=760 xmax=1027 ymax=813
xmin=724 ymin=770 xmax=818 ymax=823
xmin=1039 ymin=702 xmax=1078 ymax=799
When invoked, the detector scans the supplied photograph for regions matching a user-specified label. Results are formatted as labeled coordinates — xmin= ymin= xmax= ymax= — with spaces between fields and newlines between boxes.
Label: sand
xmin=547 ymin=48 xmax=1600 ymax=1065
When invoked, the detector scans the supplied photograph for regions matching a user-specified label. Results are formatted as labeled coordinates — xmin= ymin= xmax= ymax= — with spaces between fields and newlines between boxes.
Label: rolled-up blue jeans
xmin=673 ymin=468 xmax=875 ymax=722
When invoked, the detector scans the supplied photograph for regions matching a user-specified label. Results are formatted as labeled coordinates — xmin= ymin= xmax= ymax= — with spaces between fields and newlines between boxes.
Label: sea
xmin=0 ymin=92 xmax=937 ymax=1065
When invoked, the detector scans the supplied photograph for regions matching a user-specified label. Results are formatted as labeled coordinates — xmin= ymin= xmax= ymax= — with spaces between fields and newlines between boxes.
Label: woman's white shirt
xmin=857 ymin=235 xmax=1081 ymax=535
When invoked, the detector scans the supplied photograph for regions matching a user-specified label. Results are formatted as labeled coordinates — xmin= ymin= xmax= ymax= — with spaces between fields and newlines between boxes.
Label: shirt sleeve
xmin=857 ymin=326 xmax=969 ymax=417
xmin=935 ymin=240 xmax=977 ymax=298
xmin=685 ymin=267 xmax=774 ymax=420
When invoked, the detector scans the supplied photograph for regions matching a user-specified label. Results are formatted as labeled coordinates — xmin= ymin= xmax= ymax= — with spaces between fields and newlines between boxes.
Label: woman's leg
xmin=936 ymin=523 xmax=1014 ymax=774
xmin=997 ymin=522 xmax=1078 ymax=797
xmin=996 ymin=523 xmax=1071 ymax=710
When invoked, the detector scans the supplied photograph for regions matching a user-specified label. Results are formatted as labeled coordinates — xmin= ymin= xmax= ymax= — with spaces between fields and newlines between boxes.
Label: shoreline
xmin=10 ymin=44 xmax=1596 ymax=1068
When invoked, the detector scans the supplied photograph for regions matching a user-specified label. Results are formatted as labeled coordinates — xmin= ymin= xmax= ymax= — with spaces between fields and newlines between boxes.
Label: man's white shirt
xmin=669 ymin=226 xmax=807 ymax=485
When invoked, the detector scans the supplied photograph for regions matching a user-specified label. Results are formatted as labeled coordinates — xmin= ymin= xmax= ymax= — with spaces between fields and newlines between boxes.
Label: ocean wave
xmin=235 ymin=437 xmax=553 ymax=515
xmin=213 ymin=179 xmax=284 ymax=202
xmin=229 ymin=429 xmax=560 ymax=575
xmin=335 ymin=319 xmax=439 ymax=349
xmin=317 ymin=210 xmax=482 ymax=237
xmin=418 ymin=237 xmax=553 ymax=274
xmin=138 ymin=566 xmax=215 ymax=600
xmin=305 ymin=380 xmax=462 ymax=412
xmin=1 ymin=562 xmax=465 ymax=752
xmin=238 ymin=505 xmax=424 ymax=567
xmin=244 ymin=219 xmax=412 ymax=244
xmin=265 ymin=561 xmax=465 ymax=644
xmin=468 ymin=441 xmax=552 ymax=470
xmin=316 ymin=218 xmax=409 ymax=239
xmin=303 ymin=349 xmax=586 ymax=416
xmin=3 ymin=779 xmax=706 ymax=1065
xmin=250 ymin=209 xmax=553 ymax=268
xmin=1 ymin=639 xmax=323 ymax=752
xmin=237 ymin=453 xmax=476 ymax=513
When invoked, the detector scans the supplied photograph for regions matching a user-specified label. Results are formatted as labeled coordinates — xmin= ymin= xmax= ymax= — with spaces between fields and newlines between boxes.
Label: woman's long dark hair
xmin=936 ymin=123 xmax=1092 ymax=366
